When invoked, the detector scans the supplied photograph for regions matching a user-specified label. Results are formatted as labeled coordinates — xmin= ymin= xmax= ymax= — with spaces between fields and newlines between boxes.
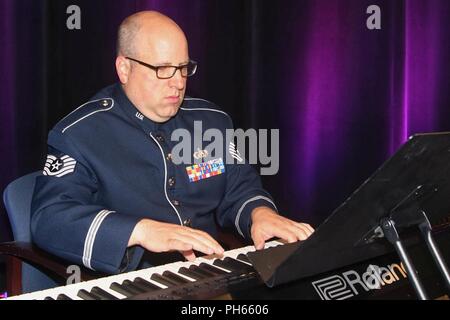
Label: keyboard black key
xmin=122 ymin=280 xmax=147 ymax=293
xmin=133 ymin=277 xmax=161 ymax=291
xmin=213 ymin=259 xmax=234 ymax=272
xmin=151 ymin=273 xmax=179 ymax=287
xmin=178 ymin=266 xmax=208 ymax=280
xmin=213 ymin=257 xmax=253 ymax=272
xmin=90 ymin=287 xmax=118 ymax=300
xmin=110 ymin=282 xmax=140 ymax=297
xmin=227 ymin=256 xmax=254 ymax=271
xmin=125 ymin=279 xmax=154 ymax=292
xmin=236 ymin=253 xmax=251 ymax=264
xmin=199 ymin=262 xmax=229 ymax=275
xmin=162 ymin=271 xmax=191 ymax=284
xmin=189 ymin=264 xmax=216 ymax=277
xmin=78 ymin=289 xmax=100 ymax=300
xmin=56 ymin=294 xmax=72 ymax=300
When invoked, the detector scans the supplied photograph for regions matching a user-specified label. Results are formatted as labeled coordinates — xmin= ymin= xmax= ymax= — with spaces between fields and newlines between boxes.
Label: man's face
xmin=124 ymin=29 xmax=189 ymax=122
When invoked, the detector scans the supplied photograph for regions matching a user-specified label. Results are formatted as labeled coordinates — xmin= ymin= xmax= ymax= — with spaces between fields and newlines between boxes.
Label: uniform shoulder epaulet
xmin=55 ymin=98 xmax=115 ymax=134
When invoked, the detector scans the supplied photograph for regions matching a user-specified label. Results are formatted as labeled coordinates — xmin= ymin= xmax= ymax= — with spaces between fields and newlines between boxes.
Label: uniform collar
xmin=113 ymin=83 xmax=162 ymax=133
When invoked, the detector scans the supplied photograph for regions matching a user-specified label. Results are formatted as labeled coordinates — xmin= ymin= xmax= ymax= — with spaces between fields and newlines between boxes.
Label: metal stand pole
xmin=380 ymin=218 xmax=428 ymax=300
xmin=417 ymin=211 xmax=450 ymax=292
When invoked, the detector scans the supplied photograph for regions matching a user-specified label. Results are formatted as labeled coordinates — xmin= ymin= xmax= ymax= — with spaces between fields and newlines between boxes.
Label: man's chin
xmin=159 ymin=105 xmax=180 ymax=121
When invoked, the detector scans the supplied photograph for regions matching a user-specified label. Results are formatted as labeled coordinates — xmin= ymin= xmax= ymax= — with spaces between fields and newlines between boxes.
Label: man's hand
xmin=251 ymin=207 xmax=314 ymax=250
xmin=128 ymin=219 xmax=224 ymax=261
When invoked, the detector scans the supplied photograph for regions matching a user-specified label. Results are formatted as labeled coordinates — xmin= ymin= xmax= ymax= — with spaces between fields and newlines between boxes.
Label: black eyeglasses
xmin=126 ymin=57 xmax=198 ymax=79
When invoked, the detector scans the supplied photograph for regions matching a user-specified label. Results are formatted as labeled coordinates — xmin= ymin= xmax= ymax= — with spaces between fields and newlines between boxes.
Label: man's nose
xmin=169 ymin=69 xmax=185 ymax=89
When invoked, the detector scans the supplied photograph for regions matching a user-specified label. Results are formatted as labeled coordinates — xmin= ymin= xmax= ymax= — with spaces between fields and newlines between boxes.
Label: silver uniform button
xmin=101 ymin=99 xmax=109 ymax=107
xmin=183 ymin=219 xmax=191 ymax=227
xmin=172 ymin=200 xmax=180 ymax=206
xmin=168 ymin=177 xmax=175 ymax=187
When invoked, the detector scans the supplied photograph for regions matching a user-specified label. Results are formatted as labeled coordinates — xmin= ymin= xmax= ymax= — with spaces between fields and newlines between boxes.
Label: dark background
xmin=1 ymin=0 xmax=450 ymax=292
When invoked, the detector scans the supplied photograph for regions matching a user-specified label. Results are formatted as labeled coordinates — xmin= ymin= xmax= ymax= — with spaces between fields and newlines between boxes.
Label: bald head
xmin=115 ymin=11 xmax=190 ymax=123
xmin=117 ymin=11 xmax=187 ymax=58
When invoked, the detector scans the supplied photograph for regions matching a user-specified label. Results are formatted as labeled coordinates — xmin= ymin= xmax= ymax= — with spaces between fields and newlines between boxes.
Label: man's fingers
xmin=250 ymin=209 xmax=315 ymax=250
xmin=189 ymin=229 xmax=225 ymax=254
xmin=181 ymin=249 xmax=196 ymax=261
xmin=169 ymin=233 xmax=221 ymax=256
xmin=295 ymin=222 xmax=314 ymax=235
xmin=167 ymin=238 xmax=194 ymax=252
xmin=269 ymin=224 xmax=301 ymax=243
xmin=139 ymin=220 xmax=225 ymax=258
xmin=272 ymin=218 xmax=314 ymax=241
xmin=282 ymin=221 xmax=316 ymax=241
xmin=252 ymin=232 xmax=266 ymax=250
xmin=284 ymin=223 xmax=310 ymax=241
xmin=260 ymin=224 xmax=305 ymax=244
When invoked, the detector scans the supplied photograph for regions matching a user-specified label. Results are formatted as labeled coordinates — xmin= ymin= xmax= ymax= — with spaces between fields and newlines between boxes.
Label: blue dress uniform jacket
xmin=31 ymin=83 xmax=277 ymax=274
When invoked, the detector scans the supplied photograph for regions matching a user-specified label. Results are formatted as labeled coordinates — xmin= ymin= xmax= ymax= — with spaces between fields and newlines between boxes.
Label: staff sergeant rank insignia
xmin=186 ymin=158 xmax=225 ymax=182
xmin=43 ymin=155 xmax=77 ymax=177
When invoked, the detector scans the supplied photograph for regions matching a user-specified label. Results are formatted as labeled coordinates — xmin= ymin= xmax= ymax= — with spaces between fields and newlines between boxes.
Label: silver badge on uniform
xmin=193 ymin=148 xmax=208 ymax=160
xmin=43 ymin=155 xmax=77 ymax=177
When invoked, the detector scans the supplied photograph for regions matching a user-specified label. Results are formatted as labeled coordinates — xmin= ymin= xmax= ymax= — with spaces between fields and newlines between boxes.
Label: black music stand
xmin=248 ymin=132 xmax=450 ymax=299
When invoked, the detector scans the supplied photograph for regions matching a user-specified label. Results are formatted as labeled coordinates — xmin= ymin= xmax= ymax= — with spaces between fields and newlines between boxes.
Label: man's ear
xmin=116 ymin=56 xmax=131 ymax=84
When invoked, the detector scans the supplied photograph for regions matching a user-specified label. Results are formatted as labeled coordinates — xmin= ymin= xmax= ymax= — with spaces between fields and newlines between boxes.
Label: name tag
xmin=186 ymin=158 xmax=225 ymax=182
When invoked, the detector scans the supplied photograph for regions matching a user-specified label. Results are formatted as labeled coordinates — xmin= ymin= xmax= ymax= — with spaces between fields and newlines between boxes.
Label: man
xmin=31 ymin=11 xmax=313 ymax=274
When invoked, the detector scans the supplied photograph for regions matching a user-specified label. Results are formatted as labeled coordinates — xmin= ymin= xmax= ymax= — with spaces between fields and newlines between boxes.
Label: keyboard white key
xmin=6 ymin=240 xmax=284 ymax=300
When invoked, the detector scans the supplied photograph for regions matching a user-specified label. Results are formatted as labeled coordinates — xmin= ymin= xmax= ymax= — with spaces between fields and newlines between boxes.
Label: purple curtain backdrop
xmin=0 ymin=1 xmax=16 ymax=190
xmin=0 ymin=0 xmax=16 ymax=241
xmin=1 ymin=0 xmax=450 ymax=241
xmin=287 ymin=0 xmax=450 ymax=215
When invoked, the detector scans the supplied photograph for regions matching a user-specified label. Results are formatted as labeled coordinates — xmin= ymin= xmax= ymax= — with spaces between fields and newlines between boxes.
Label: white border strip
xmin=82 ymin=210 xmax=114 ymax=270
xmin=62 ymin=99 xmax=114 ymax=133
xmin=150 ymin=133 xmax=183 ymax=225
xmin=60 ymin=98 xmax=113 ymax=123
xmin=180 ymin=104 xmax=229 ymax=117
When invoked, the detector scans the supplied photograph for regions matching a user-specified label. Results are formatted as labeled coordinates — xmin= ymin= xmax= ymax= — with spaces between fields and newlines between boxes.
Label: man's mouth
xmin=165 ymin=96 xmax=180 ymax=104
